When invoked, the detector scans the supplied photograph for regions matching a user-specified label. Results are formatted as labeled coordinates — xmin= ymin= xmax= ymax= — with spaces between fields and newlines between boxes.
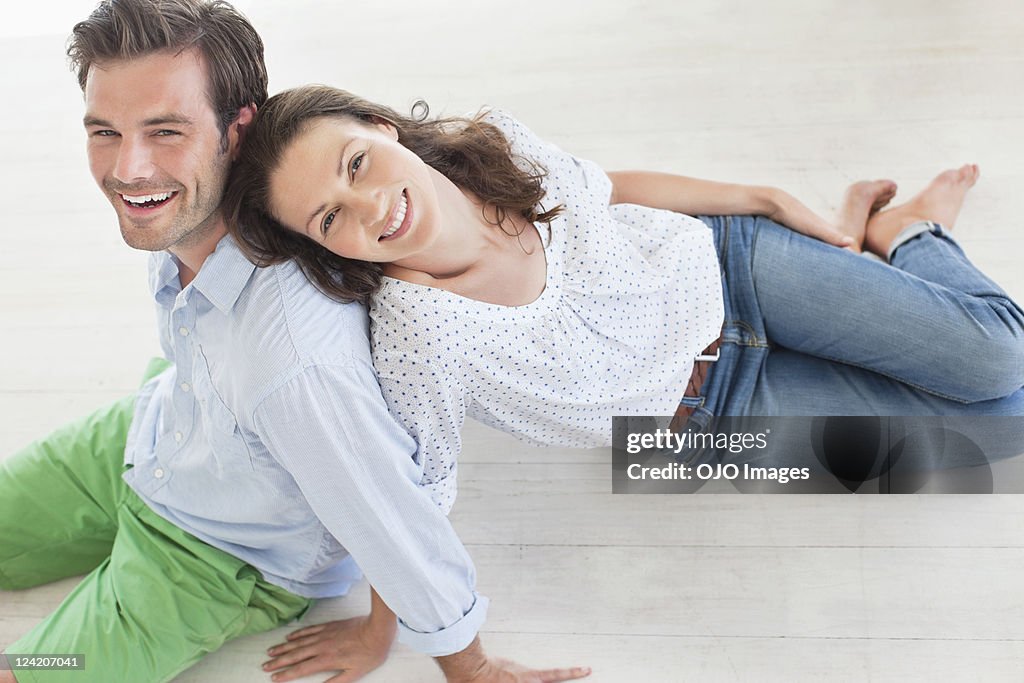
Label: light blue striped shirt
xmin=122 ymin=235 xmax=487 ymax=656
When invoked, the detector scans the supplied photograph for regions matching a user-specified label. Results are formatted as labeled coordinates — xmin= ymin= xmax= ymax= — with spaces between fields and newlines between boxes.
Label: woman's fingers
xmin=820 ymin=228 xmax=856 ymax=248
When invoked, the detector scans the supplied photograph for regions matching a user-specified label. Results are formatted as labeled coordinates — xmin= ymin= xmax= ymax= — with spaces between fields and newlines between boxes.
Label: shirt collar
xmin=150 ymin=234 xmax=257 ymax=314
xmin=151 ymin=250 xmax=181 ymax=301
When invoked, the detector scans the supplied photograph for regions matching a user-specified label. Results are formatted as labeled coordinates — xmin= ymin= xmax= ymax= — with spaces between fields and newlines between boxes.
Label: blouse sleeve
xmin=371 ymin=313 xmax=467 ymax=515
xmin=481 ymin=108 xmax=613 ymax=204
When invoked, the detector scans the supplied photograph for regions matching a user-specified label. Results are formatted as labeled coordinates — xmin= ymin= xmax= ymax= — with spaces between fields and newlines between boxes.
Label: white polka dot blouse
xmin=370 ymin=110 xmax=725 ymax=511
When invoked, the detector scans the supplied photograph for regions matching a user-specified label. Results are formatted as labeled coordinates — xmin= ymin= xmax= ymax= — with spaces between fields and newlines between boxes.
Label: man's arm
xmin=253 ymin=361 xmax=588 ymax=681
xmin=254 ymin=361 xmax=486 ymax=652
xmin=264 ymin=594 xmax=591 ymax=683
xmin=607 ymin=170 xmax=853 ymax=248
xmin=262 ymin=587 xmax=396 ymax=682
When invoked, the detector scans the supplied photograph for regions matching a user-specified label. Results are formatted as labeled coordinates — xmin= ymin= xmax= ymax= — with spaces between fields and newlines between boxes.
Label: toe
xmin=955 ymin=163 xmax=980 ymax=186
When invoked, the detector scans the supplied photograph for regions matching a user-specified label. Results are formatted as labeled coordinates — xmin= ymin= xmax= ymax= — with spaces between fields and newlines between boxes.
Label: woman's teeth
xmin=122 ymin=191 xmax=175 ymax=208
xmin=381 ymin=192 xmax=407 ymax=239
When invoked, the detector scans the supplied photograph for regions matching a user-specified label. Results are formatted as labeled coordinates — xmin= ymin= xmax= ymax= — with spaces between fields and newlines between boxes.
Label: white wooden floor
xmin=3 ymin=0 xmax=1024 ymax=681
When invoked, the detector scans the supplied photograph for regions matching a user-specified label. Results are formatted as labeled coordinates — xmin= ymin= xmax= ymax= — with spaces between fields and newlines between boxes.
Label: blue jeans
xmin=667 ymin=216 xmax=1024 ymax=475
xmin=683 ymin=216 xmax=1024 ymax=422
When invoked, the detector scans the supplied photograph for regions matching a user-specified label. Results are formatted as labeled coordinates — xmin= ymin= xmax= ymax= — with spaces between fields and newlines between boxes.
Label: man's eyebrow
xmin=142 ymin=114 xmax=195 ymax=127
xmin=82 ymin=114 xmax=196 ymax=128
xmin=305 ymin=138 xmax=357 ymax=236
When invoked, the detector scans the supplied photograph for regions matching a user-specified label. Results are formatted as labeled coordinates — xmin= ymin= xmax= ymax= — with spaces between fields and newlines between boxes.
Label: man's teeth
xmin=122 ymin=191 xmax=174 ymax=206
xmin=381 ymin=193 xmax=408 ymax=238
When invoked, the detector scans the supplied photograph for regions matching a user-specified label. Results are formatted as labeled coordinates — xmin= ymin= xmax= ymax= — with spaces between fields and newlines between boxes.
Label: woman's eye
xmin=350 ymin=152 xmax=365 ymax=176
xmin=322 ymin=210 xmax=337 ymax=235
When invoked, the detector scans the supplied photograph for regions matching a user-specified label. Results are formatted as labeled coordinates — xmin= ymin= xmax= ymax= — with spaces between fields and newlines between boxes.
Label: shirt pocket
xmin=191 ymin=347 xmax=255 ymax=474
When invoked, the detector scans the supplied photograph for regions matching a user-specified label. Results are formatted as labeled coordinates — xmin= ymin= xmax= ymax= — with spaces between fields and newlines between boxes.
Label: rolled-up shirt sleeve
xmin=253 ymin=359 xmax=487 ymax=656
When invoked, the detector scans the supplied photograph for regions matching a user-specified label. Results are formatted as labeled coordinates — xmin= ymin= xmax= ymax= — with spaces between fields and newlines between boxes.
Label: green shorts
xmin=0 ymin=360 xmax=312 ymax=683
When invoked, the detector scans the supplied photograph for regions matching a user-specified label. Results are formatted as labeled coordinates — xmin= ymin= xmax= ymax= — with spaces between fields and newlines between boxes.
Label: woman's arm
xmin=607 ymin=170 xmax=855 ymax=248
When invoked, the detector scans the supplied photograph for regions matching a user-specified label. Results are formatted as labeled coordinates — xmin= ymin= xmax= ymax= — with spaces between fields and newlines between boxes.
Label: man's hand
xmin=437 ymin=637 xmax=591 ymax=683
xmin=447 ymin=657 xmax=592 ymax=683
xmin=263 ymin=590 xmax=397 ymax=682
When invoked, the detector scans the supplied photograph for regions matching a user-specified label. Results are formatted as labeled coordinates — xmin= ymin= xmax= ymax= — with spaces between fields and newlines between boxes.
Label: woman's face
xmin=269 ymin=116 xmax=441 ymax=265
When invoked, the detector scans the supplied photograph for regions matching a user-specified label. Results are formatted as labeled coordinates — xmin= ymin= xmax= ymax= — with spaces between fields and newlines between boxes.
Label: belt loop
xmin=694 ymin=348 xmax=720 ymax=362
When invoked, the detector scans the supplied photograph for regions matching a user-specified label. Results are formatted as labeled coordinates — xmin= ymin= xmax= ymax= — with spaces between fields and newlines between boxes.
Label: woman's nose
xmin=352 ymin=189 xmax=389 ymax=227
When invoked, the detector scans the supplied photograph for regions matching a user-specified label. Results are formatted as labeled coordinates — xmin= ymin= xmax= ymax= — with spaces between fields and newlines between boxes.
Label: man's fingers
xmin=269 ymin=632 xmax=329 ymax=657
xmin=270 ymin=656 xmax=336 ymax=682
xmin=264 ymin=640 xmax=334 ymax=672
xmin=325 ymin=669 xmax=361 ymax=683
xmin=286 ymin=623 xmax=327 ymax=640
xmin=534 ymin=665 xmax=592 ymax=682
xmin=264 ymin=646 xmax=318 ymax=671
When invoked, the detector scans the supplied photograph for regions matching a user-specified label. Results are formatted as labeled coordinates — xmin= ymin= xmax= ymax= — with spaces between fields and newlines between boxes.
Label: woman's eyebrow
xmin=306 ymin=201 xmax=326 ymax=235
xmin=305 ymin=138 xmax=358 ymax=235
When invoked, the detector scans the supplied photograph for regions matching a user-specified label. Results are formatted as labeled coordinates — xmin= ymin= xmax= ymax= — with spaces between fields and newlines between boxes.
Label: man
xmin=0 ymin=1 xmax=588 ymax=682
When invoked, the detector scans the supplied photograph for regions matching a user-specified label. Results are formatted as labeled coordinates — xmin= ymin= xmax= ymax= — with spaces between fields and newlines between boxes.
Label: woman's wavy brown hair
xmin=224 ymin=85 xmax=562 ymax=303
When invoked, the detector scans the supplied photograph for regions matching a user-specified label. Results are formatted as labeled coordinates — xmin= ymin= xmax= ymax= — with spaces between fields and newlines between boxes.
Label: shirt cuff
xmin=396 ymin=594 xmax=490 ymax=656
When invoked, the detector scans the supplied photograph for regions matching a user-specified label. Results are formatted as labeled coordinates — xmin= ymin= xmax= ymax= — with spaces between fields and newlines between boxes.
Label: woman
xmin=224 ymin=84 xmax=1024 ymax=682
xmin=225 ymin=85 xmax=1024 ymax=505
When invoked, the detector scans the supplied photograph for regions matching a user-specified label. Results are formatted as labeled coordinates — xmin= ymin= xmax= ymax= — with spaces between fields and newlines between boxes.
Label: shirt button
xmin=180 ymin=382 xmax=191 ymax=392
xmin=174 ymin=431 xmax=183 ymax=442
xmin=154 ymin=468 xmax=165 ymax=479
xmin=179 ymin=326 xmax=190 ymax=337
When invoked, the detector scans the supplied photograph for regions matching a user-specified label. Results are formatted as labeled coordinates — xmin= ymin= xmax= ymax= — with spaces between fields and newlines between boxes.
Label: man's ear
xmin=227 ymin=103 xmax=258 ymax=160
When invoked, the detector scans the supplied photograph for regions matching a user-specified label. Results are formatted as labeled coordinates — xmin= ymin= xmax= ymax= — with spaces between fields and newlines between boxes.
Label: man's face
xmin=83 ymin=48 xmax=233 ymax=253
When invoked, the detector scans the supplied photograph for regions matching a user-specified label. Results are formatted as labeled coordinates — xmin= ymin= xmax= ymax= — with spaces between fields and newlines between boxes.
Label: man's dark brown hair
xmin=67 ymin=0 xmax=267 ymax=139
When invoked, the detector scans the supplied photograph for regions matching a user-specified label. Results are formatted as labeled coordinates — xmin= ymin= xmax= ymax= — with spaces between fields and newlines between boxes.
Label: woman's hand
xmin=765 ymin=187 xmax=855 ymax=249
xmin=608 ymin=171 xmax=854 ymax=249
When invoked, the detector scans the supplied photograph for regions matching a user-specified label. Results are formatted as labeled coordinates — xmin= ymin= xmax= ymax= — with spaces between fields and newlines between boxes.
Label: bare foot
xmin=864 ymin=164 xmax=980 ymax=259
xmin=835 ymin=179 xmax=897 ymax=253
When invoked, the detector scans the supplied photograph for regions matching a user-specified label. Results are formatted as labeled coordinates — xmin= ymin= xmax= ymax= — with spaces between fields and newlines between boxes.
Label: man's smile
xmin=118 ymin=190 xmax=179 ymax=215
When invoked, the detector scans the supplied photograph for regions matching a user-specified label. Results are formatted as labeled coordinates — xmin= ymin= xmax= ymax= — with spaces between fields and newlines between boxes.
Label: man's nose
xmin=112 ymin=137 xmax=154 ymax=184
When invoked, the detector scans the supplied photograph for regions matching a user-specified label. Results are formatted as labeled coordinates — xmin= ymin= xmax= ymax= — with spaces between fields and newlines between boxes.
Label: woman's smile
xmin=269 ymin=115 xmax=445 ymax=267
xmin=379 ymin=190 xmax=411 ymax=241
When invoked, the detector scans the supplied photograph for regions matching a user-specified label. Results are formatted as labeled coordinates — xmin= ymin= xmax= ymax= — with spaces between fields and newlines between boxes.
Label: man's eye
xmin=155 ymin=129 xmax=180 ymax=136
xmin=350 ymin=152 xmax=365 ymax=177
xmin=91 ymin=130 xmax=118 ymax=137
xmin=323 ymin=209 xmax=338 ymax=235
